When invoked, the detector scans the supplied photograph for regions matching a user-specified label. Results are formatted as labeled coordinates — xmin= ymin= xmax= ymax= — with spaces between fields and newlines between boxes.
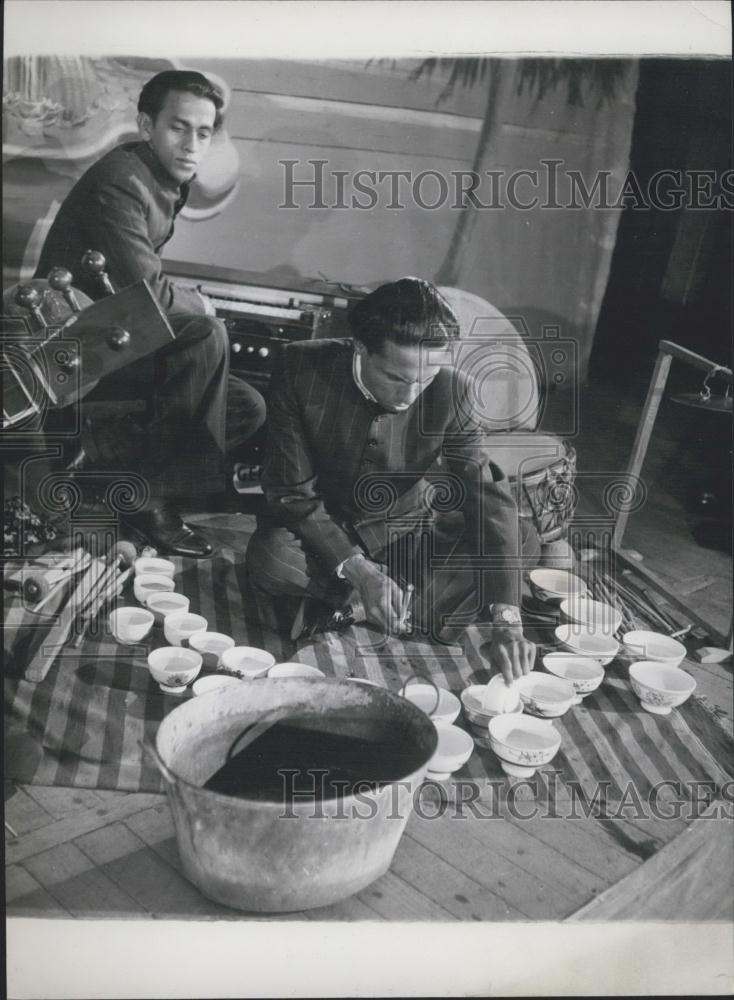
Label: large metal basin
xmin=152 ymin=677 xmax=437 ymax=913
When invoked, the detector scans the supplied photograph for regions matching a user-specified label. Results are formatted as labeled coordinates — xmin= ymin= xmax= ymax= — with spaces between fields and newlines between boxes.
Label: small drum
xmin=489 ymin=433 xmax=576 ymax=544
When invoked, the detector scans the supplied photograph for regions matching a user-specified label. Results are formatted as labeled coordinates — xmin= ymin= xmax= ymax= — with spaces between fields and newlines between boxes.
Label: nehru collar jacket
xmin=261 ymin=338 xmax=522 ymax=606
xmin=34 ymin=141 xmax=205 ymax=318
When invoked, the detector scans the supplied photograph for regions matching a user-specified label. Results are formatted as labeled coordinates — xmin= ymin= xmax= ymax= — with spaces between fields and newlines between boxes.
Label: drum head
xmin=487 ymin=433 xmax=570 ymax=479
xmin=438 ymin=287 xmax=540 ymax=432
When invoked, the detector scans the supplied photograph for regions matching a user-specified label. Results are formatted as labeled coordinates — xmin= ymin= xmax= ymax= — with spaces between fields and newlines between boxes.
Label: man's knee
xmin=228 ymin=376 xmax=267 ymax=436
xmin=168 ymin=313 xmax=229 ymax=361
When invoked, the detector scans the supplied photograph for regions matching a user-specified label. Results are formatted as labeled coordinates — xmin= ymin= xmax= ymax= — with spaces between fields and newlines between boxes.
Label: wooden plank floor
xmin=5 ymin=783 xmax=639 ymax=921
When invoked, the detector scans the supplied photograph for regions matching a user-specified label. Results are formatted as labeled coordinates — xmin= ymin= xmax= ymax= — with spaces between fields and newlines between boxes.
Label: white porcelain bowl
xmin=163 ymin=612 xmax=208 ymax=647
xmin=629 ymin=661 xmax=696 ymax=715
xmin=461 ymin=681 xmax=521 ymax=728
xmin=220 ymin=645 xmax=276 ymax=679
xmin=528 ymin=568 xmax=588 ymax=605
xmin=402 ymin=683 xmax=461 ymax=724
xmin=542 ymin=653 xmax=605 ymax=697
xmin=268 ymin=662 xmax=325 ymax=678
xmin=465 ymin=703 xmax=523 ymax=748
xmin=109 ymin=606 xmax=154 ymax=645
xmin=427 ymin=723 xmax=474 ymax=779
xmin=188 ymin=631 xmax=235 ymax=670
xmin=145 ymin=591 xmax=190 ymax=626
xmin=560 ymin=596 xmax=622 ymax=635
xmin=134 ymin=556 xmax=176 ymax=579
xmin=555 ymin=624 xmax=619 ymax=666
xmin=147 ymin=646 xmax=202 ymax=693
xmin=191 ymin=674 xmax=243 ymax=696
xmin=622 ymin=629 xmax=686 ymax=667
xmin=134 ymin=573 xmax=175 ymax=605
xmin=517 ymin=671 xmax=579 ymax=718
xmin=488 ymin=712 xmax=562 ymax=777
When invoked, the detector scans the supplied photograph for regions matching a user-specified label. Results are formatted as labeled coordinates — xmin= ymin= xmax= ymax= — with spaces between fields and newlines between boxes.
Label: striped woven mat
xmin=4 ymin=529 xmax=732 ymax=808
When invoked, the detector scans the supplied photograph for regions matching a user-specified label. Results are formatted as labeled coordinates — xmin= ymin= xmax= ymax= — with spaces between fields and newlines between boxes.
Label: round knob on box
xmin=246 ymin=345 xmax=255 ymax=353
xmin=258 ymin=347 xmax=270 ymax=358
xmin=81 ymin=249 xmax=107 ymax=275
xmin=232 ymin=342 xmax=242 ymax=353
xmin=47 ymin=267 xmax=73 ymax=292
xmin=81 ymin=250 xmax=115 ymax=295
xmin=107 ymin=327 xmax=131 ymax=351
xmin=47 ymin=267 xmax=82 ymax=312
xmin=15 ymin=285 xmax=42 ymax=311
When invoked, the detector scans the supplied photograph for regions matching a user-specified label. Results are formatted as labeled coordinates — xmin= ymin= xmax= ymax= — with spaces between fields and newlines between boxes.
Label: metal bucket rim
xmin=153 ymin=677 xmax=439 ymax=811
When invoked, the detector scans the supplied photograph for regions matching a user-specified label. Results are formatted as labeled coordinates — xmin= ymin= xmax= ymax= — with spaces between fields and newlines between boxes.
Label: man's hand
xmin=341 ymin=554 xmax=407 ymax=635
xmin=487 ymin=625 xmax=536 ymax=685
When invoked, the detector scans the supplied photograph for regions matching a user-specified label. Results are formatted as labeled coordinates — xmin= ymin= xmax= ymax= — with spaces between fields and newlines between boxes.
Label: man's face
xmin=138 ymin=90 xmax=216 ymax=183
xmin=356 ymin=338 xmax=453 ymax=412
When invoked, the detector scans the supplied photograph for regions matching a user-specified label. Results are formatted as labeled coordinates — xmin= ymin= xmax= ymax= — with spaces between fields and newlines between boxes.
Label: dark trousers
xmin=81 ymin=313 xmax=264 ymax=499
xmin=4 ymin=314 xmax=265 ymax=545
xmin=246 ymin=512 xmax=542 ymax=642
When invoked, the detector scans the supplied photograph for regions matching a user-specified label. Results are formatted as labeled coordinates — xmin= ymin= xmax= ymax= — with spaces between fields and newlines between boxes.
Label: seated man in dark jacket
xmin=34 ymin=70 xmax=265 ymax=556
xmin=246 ymin=277 xmax=540 ymax=683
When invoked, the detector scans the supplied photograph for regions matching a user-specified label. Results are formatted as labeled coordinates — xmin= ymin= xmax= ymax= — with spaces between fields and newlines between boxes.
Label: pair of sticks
xmin=31 ymin=548 xmax=91 ymax=612
xmin=70 ymin=548 xmax=137 ymax=647
xmin=589 ymin=567 xmax=637 ymax=633
xmin=590 ymin=565 xmax=689 ymax=638
xmin=23 ymin=542 xmax=138 ymax=682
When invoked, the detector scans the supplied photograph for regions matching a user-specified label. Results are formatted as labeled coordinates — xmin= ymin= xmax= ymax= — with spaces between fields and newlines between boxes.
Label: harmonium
xmin=165 ymin=260 xmax=365 ymax=397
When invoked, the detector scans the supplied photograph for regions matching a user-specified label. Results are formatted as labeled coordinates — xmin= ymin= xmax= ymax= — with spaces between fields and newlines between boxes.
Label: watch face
xmin=499 ymin=608 xmax=522 ymax=624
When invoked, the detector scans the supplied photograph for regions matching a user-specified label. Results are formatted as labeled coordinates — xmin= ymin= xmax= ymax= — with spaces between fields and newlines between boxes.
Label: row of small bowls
xmin=149 ymin=646 xmax=326 ymax=695
xmin=529 ymin=567 xmax=696 ymax=715
xmin=109 ymin=557 xmax=328 ymax=694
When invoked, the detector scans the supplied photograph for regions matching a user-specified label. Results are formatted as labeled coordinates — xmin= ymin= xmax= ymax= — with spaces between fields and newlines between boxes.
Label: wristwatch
xmin=490 ymin=603 xmax=523 ymax=626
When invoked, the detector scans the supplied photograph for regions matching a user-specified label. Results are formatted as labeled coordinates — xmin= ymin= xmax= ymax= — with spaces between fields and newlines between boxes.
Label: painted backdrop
xmin=3 ymin=55 xmax=639 ymax=382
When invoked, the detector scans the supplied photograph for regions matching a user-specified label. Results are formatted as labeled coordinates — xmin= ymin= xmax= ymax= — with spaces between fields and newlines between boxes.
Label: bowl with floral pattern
xmin=147 ymin=646 xmax=202 ymax=694
xmin=542 ymin=653 xmax=605 ymax=698
xmin=628 ymin=661 xmax=696 ymax=715
xmin=488 ymin=713 xmax=562 ymax=778
xmin=517 ymin=671 xmax=580 ymax=718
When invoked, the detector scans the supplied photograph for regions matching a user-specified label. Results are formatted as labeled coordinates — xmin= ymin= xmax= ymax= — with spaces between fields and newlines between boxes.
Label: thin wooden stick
xmin=76 ymin=556 xmax=120 ymax=617
xmin=592 ymin=569 xmax=632 ymax=628
xmin=399 ymin=583 xmax=414 ymax=632
xmin=620 ymin=571 xmax=684 ymax=631
xmin=72 ymin=566 xmax=133 ymax=647
xmin=612 ymin=577 xmax=678 ymax=632
xmin=75 ymin=544 xmax=131 ymax=619
xmin=594 ymin=569 xmax=636 ymax=632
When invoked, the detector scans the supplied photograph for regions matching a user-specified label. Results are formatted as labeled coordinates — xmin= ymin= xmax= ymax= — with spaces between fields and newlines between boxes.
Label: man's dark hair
xmin=138 ymin=70 xmax=225 ymax=130
xmin=348 ymin=276 xmax=460 ymax=353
